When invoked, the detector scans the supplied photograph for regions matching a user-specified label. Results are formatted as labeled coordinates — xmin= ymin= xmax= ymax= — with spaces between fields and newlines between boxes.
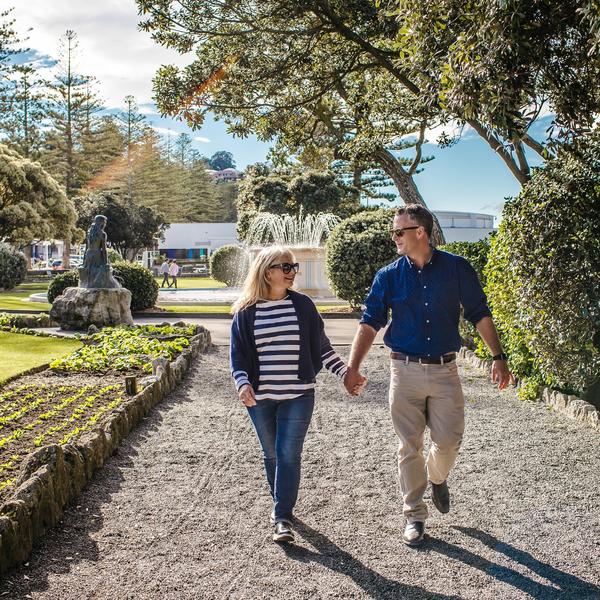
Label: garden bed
xmin=0 ymin=321 xmax=212 ymax=573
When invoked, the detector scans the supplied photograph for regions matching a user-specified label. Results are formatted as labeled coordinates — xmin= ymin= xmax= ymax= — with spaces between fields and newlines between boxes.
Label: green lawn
xmin=0 ymin=332 xmax=82 ymax=383
xmin=159 ymin=303 xmax=351 ymax=314
xmin=153 ymin=277 xmax=227 ymax=289
xmin=0 ymin=283 xmax=51 ymax=311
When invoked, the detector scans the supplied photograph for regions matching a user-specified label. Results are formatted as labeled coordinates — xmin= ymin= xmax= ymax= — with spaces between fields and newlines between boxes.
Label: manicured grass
xmin=0 ymin=332 xmax=82 ymax=383
xmin=153 ymin=277 xmax=227 ymax=289
xmin=0 ymin=283 xmax=51 ymax=311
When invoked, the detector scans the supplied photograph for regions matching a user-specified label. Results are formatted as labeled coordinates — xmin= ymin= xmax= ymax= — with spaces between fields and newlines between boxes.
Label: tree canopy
xmin=0 ymin=143 xmax=78 ymax=245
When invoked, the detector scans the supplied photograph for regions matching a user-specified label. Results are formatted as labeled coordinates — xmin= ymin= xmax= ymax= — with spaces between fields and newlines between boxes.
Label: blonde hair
xmin=231 ymin=245 xmax=296 ymax=313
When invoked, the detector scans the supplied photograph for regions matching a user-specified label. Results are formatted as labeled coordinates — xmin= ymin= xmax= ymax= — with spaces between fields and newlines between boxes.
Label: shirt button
xmin=426 ymin=320 xmax=430 ymax=323
xmin=423 ymin=285 xmax=427 ymax=289
xmin=425 ymin=302 xmax=428 ymax=306
xmin=427 ymin=337 xmax=431 ymax=341
xmin=418 ymin=270 xmax=421 ymax=274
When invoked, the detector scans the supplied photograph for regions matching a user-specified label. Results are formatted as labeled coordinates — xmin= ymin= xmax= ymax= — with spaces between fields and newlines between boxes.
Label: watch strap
xmin=492 ymin=352 xmax=508 ymax=361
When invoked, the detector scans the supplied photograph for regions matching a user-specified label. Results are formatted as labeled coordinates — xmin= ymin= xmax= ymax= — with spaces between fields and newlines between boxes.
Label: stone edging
xmin=0 ymin=327 xmax=212 ymax=574
xmin=458 ymin=347 xmax=599 ymax=431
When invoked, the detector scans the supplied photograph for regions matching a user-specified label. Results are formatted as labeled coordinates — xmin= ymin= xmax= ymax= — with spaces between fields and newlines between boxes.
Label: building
xmin=206 ymin=168 xmax=243 ymax=183
xmin=433 ymin=210 xmax=496 ymax=242
xmin=157 ymin=223 xmax=238 ymax=260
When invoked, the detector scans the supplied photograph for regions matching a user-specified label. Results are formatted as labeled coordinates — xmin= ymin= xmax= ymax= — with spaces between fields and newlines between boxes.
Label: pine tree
xmin=117 ymin=95 xmax=146 ymax=198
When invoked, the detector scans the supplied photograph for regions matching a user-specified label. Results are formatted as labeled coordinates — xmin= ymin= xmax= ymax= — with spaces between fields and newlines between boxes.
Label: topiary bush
xmin=210 ymin=245 xmax=249 ymax=286
xmin=486 ymin=132 xmax=600 ymax=404
xmin=0 ymin=243 xmax=27 ymax=290
xmin=440 ymin=239 xmax=492 ymax=350
xmin=47 ymin=270 xmax=79 ymax=303
xmin=325 ymin=209 xmax=397 ymax=308
xmin=112 ymin=262 xmax=158 ymax=311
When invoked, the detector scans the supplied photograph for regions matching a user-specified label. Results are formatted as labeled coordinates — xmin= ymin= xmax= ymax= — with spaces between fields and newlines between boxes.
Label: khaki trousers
xmin=388 ymin=358 xmax=465 ymax=523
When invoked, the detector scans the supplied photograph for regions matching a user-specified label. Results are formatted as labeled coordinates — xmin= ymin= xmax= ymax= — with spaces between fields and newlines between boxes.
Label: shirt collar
xmin=405 ymin=247 xmax=437 ymax=269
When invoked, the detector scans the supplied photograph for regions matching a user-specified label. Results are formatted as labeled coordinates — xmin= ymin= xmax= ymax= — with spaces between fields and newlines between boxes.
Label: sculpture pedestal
xmin=50 ymin=287 xmax=134 ymax=330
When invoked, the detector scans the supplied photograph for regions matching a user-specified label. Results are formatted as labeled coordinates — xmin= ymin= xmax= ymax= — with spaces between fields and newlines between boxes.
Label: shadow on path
xmin=282 ymin=519 xmax=460 ymax=600
xmin=426 ymin=526 xmax=600 ymax=600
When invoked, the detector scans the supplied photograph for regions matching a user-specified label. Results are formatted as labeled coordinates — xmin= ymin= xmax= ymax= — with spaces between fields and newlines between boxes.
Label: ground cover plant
xmin=0 ymin=323 xmax=202 ymax=501
xmin=0 ymin=382 xmax=125 ymax=499
xmin=49 ymin=324 xmax=196 ymax=374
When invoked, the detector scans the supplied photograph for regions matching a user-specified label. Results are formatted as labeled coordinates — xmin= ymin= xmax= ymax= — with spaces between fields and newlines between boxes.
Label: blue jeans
xmin=247 ymin=392 xmax=315 ymax=522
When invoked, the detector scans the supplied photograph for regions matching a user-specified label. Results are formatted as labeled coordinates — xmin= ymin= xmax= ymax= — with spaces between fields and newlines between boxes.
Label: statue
xmin=79 ymin=215 xmax=121 ymax=289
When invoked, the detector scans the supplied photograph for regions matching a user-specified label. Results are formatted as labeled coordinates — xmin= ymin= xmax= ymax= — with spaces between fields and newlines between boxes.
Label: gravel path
xmin=1 ymin=346 xmax=598 ymax=600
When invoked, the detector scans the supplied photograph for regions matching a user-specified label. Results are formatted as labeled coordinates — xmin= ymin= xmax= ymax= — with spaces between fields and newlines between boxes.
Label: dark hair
xmin=395 ymin=204 xmax=433 ymax=237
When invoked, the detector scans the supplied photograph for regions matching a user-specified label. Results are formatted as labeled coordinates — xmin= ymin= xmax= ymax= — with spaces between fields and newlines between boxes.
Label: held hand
xmin=344 ymin=368 xmax=367 ymax=396
xmin=239 ymin=384 xmax=257 ymax=407
xmin=351 ymin=374 xmax=368 ymax=396
xmin=491 ymin=360 xmax=515 ymax=390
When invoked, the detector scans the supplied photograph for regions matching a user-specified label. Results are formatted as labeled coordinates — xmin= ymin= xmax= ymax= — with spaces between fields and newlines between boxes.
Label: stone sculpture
xmin=50 ymin=215 xmax=134 ymax=329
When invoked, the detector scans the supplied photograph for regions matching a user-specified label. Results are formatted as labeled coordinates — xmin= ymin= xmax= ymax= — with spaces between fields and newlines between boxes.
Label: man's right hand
xmin=239 ymin=384 xmax=256 ymax=407
xmin=344 ymin=367 xmax=367 ymax=396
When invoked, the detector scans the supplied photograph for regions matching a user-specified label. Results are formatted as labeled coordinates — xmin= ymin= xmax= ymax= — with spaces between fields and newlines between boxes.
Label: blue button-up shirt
xmin=360 ymin=249 xmax=491 ymax=357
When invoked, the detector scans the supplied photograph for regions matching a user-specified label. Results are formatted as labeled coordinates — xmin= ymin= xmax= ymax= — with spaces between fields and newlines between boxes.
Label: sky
xmin=4 ymin=0 xmax=550 ymax=220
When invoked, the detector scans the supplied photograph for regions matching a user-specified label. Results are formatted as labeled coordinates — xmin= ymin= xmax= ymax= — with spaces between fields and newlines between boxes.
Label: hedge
xmin=325 ymin=209 xmax=397 ymax=308
xmin=0 ymin=243 xmax=27 ymax=290
xmin=210 ymin=245 xmax=249 ymax=286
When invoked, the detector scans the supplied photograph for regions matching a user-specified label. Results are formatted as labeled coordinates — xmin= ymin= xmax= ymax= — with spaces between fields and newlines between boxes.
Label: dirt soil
xmin=0 ymin=346 xmax=598 ymax=599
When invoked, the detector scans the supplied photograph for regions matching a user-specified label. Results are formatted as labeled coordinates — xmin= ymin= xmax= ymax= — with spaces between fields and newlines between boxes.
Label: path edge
xmin=459 ymin=347 xmax=599 ymax=431
xmin=0 ymin=326 xmax=212 ymax=574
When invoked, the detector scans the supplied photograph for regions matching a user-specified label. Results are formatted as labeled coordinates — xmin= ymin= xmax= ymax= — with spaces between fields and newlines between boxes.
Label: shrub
xmin=107 ymin=248 xmax=122 ymax=263
xmin=325 ymin=209 xmax=397 ymax=308
xmin=486 ymin=132 xmax=600 ymax=402
xmin=210 ymin=245 xmax=249 ymax=286
xmin=112 ymin=262 xmax=158 ymax=311
xmin=440 ymin=239 xmax=492 ymax=350
xmin=47 ymin=270 xmax=79 ymax=303
xmin=0 ymin=243 xmax=27 ymax=290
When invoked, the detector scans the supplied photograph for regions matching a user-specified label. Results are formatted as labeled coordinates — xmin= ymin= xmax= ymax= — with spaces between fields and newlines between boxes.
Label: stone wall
xmin=0 ymin=327 xmax=212 ymax=574
xmin=458 ymin=347 xmax=599 ymax=431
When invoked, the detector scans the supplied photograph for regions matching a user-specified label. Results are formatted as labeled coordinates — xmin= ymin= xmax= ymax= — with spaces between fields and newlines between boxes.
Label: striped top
xmin=233 ymin=297 xmax=347 ymax=401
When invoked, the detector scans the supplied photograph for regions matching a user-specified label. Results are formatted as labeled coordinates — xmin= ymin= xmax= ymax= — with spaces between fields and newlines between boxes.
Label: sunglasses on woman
xmin=269 ymin=262 xmax=300 ymax=274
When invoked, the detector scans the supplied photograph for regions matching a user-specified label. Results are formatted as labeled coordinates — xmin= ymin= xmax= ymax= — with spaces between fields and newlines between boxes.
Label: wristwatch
xmin=492 ymin=352 xmax=508 ymax=361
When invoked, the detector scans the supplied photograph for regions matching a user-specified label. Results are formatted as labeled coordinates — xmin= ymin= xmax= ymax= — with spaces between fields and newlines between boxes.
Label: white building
xmin=157 ymin=223 xmax=237 ymax=260
xmin=433 ymin=210 xmax=496 ymax=242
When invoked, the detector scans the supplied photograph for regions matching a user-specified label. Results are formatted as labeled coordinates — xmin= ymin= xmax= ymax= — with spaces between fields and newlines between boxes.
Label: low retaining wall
xmin=0 ymin=327 xmax=212 ymax=574
xmin=459 ymin=347 xmax=599 ymax=431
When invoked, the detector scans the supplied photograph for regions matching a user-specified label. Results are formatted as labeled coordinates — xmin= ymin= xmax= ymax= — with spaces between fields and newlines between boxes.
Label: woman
xmin=230 ymin=246 xmax=364 ymax=543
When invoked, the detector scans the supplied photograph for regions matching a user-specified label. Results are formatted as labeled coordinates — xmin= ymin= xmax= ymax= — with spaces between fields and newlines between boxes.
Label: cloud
xmin=9 ymin=0 xmax=189 ymax=108
xmin=194 ymin=136 xmax=210 ymax=143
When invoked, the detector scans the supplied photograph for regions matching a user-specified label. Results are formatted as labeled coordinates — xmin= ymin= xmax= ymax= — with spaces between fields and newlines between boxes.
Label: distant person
xmin=160 ymin=259 xmax=170 ymax=288
xmin=168 ymin=259 xmax=180 ymax=289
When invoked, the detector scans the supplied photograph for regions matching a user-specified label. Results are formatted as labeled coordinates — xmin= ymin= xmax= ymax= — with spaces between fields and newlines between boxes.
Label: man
xmin=160 ymin=258 xmax=170 ymax=288
xmin=168 ymin=259 xmax=180 ymax=289
xmin=344 ymin=204 xmax=512 ymax=547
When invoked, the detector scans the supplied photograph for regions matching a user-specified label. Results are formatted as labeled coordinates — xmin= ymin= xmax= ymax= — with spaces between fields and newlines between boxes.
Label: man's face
xmin=391 ymin=214 xmax=422 ymax=255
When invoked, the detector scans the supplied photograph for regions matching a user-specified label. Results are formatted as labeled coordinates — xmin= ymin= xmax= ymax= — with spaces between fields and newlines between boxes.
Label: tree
xmin=138 ymin=0 xmax=600 ymax=189
xmin=117 ymin=95 xmax=146 ymax=197
xmin=208 ymin=150 xmax=235 ymax=170
xmin=0 ymin=64 xmax=48 ymax=159
xmin=0 ymin=143 xmax=78 ymax=246
xmin=77 ymin=193 xmax=167 ymax=261
xmin=137 ymin=1 xmax=445 ymax=239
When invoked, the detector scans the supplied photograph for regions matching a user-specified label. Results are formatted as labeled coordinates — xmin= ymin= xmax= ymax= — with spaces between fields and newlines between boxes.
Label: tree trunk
xmin=373 ymin=147 xmax=446 ymax=245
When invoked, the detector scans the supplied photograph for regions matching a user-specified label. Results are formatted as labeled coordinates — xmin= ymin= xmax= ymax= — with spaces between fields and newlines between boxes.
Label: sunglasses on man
xmin=389 ymin=226 xmax=420 ymax=238
xmin=269 ymin=262 xmax=300 ymax=274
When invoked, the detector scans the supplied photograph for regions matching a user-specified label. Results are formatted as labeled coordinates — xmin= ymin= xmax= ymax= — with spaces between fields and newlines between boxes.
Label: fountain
xmin=245 ymin=210 xmax=340 ymax=297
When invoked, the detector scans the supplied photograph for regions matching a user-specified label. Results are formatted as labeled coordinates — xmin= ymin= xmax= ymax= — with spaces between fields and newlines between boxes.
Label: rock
xmin=87 ymin=324 xmax=100 ymax=335
xmin=50 ymin=287 xmax=134 ymax=330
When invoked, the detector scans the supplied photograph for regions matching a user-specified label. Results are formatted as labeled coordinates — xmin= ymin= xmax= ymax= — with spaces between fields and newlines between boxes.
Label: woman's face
xmin=265 ymin=254 xmax=297 ymax=290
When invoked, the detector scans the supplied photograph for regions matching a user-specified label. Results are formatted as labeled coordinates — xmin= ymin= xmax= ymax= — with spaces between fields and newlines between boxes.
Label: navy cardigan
xmin=230 ymin=289 xmax=333 ymax=391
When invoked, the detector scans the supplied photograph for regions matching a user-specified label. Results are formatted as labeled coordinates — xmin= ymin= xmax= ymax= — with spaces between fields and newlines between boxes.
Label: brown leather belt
xmin=390 ymin=352 xmax=456 ymax=364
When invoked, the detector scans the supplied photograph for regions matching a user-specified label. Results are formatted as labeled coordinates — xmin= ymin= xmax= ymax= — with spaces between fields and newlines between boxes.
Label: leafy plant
xmin=112 ymin=261 xmax=158 ymax=311
xmin=47 ymin=270 xmax=78 ymax=303
xmin=210 ymin=245 xmax=249 ymax=286
xmin=325 ymin=209 xmax=397 ymax=309
xmin=0 ymin=243 xmax=27 ymax=290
